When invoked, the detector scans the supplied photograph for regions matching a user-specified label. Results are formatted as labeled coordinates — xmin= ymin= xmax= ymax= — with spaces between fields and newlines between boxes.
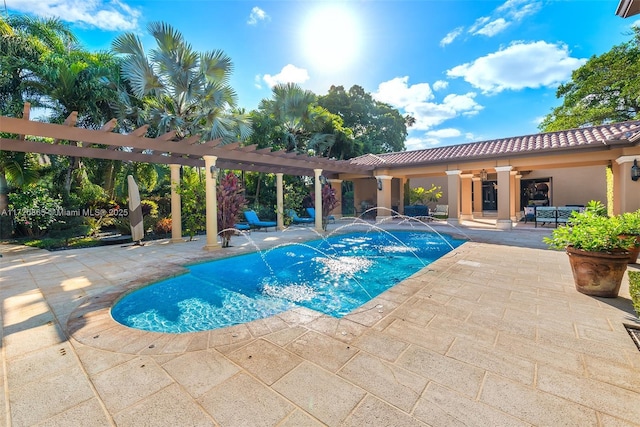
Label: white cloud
xmin=372 ymin=76 xmax=433 ymax=108
xmin=473 ymin=18 xmax=510 ymax=36
xmin=440 ymin=26 xmax=464 ymax=47
xmin=426 ymin=128 xmax=462 ymax=138
xmin=446 ymin=41 xmax=586 ymax=94
xmin=247 ymin=6 xmax=270 ymax=25
xmin=6 ymin=0 xmax=140 ymax=31
xmin=405 ymin=136 xmax=439 ymax=151
xmin=444 ymin=0 xmax=541 ymax=44
xmin=262 ymin=64 xmax=310 ymax=88
xmin=373 ymin=77 xmax=483 ymax=132
xmin=406 ymin=93 xmax=483 ymax=130
xmin=432 ymin=80 xmax=448 ymax=91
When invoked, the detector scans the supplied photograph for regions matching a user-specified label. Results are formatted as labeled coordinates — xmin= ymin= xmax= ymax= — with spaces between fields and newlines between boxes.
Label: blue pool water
xmin=111 ymin=231 xmax=464 ymax=333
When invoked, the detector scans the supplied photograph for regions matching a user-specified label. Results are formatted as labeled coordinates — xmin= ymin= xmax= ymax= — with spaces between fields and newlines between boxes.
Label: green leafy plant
xmin=544 ymin=209 xmax=634 ymax=252
xmin=8 ymin=186 xmax=63 ymax=237
xmin=629 ymin=271 xmax=640 ymax=318
xmin=618 ymin=210 xmax=640 ymax=239
xmin=409 ymin=185 xmax=442 ymax=205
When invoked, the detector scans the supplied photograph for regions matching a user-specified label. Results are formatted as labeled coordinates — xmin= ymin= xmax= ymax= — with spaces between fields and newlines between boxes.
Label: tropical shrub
xmin=8 ymin=186 xmax=63 ymax=237
xmin=154 ymin=217 xmax=172 ymax=235
xmin=217 ymin=172 xmax=247 ymax=247
xmin=409 ymin=184 xmax=442 ymax=205
xmin=629 ymin=271 xmax=640 ymax=318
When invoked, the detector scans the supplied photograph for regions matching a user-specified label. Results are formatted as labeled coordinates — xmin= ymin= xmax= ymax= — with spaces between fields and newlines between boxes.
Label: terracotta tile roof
xmin=349 ymin=121 xmax=640 ymax=167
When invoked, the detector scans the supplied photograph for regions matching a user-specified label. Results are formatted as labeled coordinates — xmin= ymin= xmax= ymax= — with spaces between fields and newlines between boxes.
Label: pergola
xmin=0 ymin=103 xmax=374 ymax=248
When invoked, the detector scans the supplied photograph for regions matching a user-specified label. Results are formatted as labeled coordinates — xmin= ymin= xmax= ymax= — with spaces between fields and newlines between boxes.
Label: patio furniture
xmin=287 ymin=209 xmax=314 ymax=225
xmin=404 ymin=205 xmax=429 ymax=218
xmin=243 ymin=210 xmax=277 ymax=231
xmin=234 ymin=223 xmax=251 ymax=233
xmin=432 ymin=205 xmax=449 ymax=219
xmin=523 ymin=206 xmax=536 ymax=223
xmin=535 ymin=206 xmax=583 ymax=227
xmin=306 ymin=207 xmax=335 ymax=223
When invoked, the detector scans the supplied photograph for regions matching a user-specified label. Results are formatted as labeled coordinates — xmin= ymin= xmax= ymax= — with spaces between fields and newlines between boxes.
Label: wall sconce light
xmin=209 ymin=165 xmax=219 ymax=179
xmin=377 ymin=178 xmax=383 ymax=191
xmin=319 ymin=175 xmax=328 ymax=185
xmin=480 ymin=169 xmax=488 ymax=181
xmin=632 ymin=159 xmax=640 ymax=182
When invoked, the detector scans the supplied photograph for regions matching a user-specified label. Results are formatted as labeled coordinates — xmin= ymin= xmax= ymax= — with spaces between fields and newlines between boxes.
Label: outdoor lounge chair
xmin=243 ymin=210 xmax=277 ymax=231
xmin=287 ymin=209 xmax=314 ymax=224
xmin=234 ymin=223 xmax=251 ymax=232
xmin=432 ymin=204 xmax=449 ymax=220
xmin=306 ymin=207 xmax=335 ymax=224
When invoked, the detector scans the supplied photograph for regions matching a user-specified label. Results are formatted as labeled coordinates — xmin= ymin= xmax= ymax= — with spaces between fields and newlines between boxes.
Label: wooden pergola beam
xmin=0 ymin=108 xmax=374 ymax=176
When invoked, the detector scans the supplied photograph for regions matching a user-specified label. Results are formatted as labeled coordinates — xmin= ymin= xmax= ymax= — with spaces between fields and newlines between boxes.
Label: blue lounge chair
xmin=306 ymin=207 xmax=335 ymax=224
xmin=234 ymin=223 xmax=251 ymax=232
xmin=287 ymin=209 xmax=314 ymax=224
xmin=243 ymin=210 xmax=277 ymax=231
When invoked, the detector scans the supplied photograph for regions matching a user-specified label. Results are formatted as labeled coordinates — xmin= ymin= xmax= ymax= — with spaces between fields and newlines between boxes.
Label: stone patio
xmin=1 ymin=220 xmax=639 ymax=426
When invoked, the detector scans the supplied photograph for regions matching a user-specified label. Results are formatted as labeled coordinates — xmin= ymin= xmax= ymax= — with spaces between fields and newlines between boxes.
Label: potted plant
xmin=544 ymin=202 xmax=633 ymax=298
xmin=618 ymin=209 xmax=640 ymax=263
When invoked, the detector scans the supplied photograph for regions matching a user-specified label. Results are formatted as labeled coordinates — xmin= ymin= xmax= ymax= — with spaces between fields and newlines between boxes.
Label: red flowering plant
xmin=217 ymin=172 xmax=247 ymax=247
xmin=310 ymin=183 xmax=339 ymax=231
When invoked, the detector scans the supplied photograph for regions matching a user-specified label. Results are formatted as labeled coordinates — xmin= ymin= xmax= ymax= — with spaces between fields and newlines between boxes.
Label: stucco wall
xmin=406 ymin=166 xmax=607 ymax=212
xmin=524 ymin=166 xmax=607 ymax=207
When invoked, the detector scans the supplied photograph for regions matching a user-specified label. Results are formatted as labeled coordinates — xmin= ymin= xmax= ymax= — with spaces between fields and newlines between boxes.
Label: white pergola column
xmin=169 ymin=164 xmax=183 ymax=243
xmin=314 ymin=169 xmax=323 ymax=232
xmin=445 ymin=170 xmax=461 ymax=225
xmin=276 ymin=173 xmax=284 ymax=230
xmin=375 ymin=175 xmax=393 ymax=221
xmin=203 ymin=155 xmax=220 ymax=250
xmin=327 ymin=179 xmax=343 ymax=218
xmin=495 ymin=165 xmax=513 ymax=229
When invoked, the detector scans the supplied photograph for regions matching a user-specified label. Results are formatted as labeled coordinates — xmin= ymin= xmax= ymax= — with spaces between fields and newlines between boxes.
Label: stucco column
xmin=495 ymin=166 xmax=513 ymax=229
xmin=509 ymin=171 xmax=518 ymax=222
xmin=314 ymin=169 xmax=323 ymax=232
xmin=398 ymin=177 xmax=406 ymax=215
xmin=169 ymin=164 xmax=183 ymax=243
xmin=276 ymin=173 xmax=284 ymax=230
xmin=328 ymin=179 xmax=343 ymax=218
xmin=472 ymin=176 xmax=483 ymax=216
xmin=515 ymin=173 xmax=522 ymax=220
xmin=614 ymin=156 xmax=640 ymax=214
xmin=203 ymin=155 xmax=220 ymax=250
xmin=375 ymin=175 xmax=393 ymax=221
xmin=445 ymin=170 xmax=461 ymax=225
xmin=460 ymin=173 xmax=473 ymax=220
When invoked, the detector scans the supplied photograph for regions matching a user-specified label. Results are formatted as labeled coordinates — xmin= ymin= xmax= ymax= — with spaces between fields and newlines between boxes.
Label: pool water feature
xmin=111 ymin=231 xmax=464 ymax=333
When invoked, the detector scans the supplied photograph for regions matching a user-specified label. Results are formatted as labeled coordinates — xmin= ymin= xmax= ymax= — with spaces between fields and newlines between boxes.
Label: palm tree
xmin=0 ymin=15 xmax=78 ymax=115
xmin=111 ymin=21 xmax=252 ymax=143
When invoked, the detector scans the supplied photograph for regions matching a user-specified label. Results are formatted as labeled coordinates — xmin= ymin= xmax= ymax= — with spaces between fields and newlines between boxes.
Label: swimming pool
xmin=111 ymin=230 xmax=464 ymax=333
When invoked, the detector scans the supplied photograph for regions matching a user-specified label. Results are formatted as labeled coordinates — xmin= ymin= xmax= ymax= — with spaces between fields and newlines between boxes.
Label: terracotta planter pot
xmin=566 ymin=246 xmax=629 ymax=298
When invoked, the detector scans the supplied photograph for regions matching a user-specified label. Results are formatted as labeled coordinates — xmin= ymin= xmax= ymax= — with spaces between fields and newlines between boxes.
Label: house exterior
xmin=340 ymin=121 xmax=640 ymax=228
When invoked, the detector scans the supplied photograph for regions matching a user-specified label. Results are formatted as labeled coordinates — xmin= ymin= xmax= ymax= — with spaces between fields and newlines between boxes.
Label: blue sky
xmin=7 ymin=0 xmax=640 ymax=151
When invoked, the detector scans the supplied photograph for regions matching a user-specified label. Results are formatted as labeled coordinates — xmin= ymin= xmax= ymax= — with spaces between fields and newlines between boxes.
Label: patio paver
xmin=1 ymin=221 xmax=639 ymax=426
